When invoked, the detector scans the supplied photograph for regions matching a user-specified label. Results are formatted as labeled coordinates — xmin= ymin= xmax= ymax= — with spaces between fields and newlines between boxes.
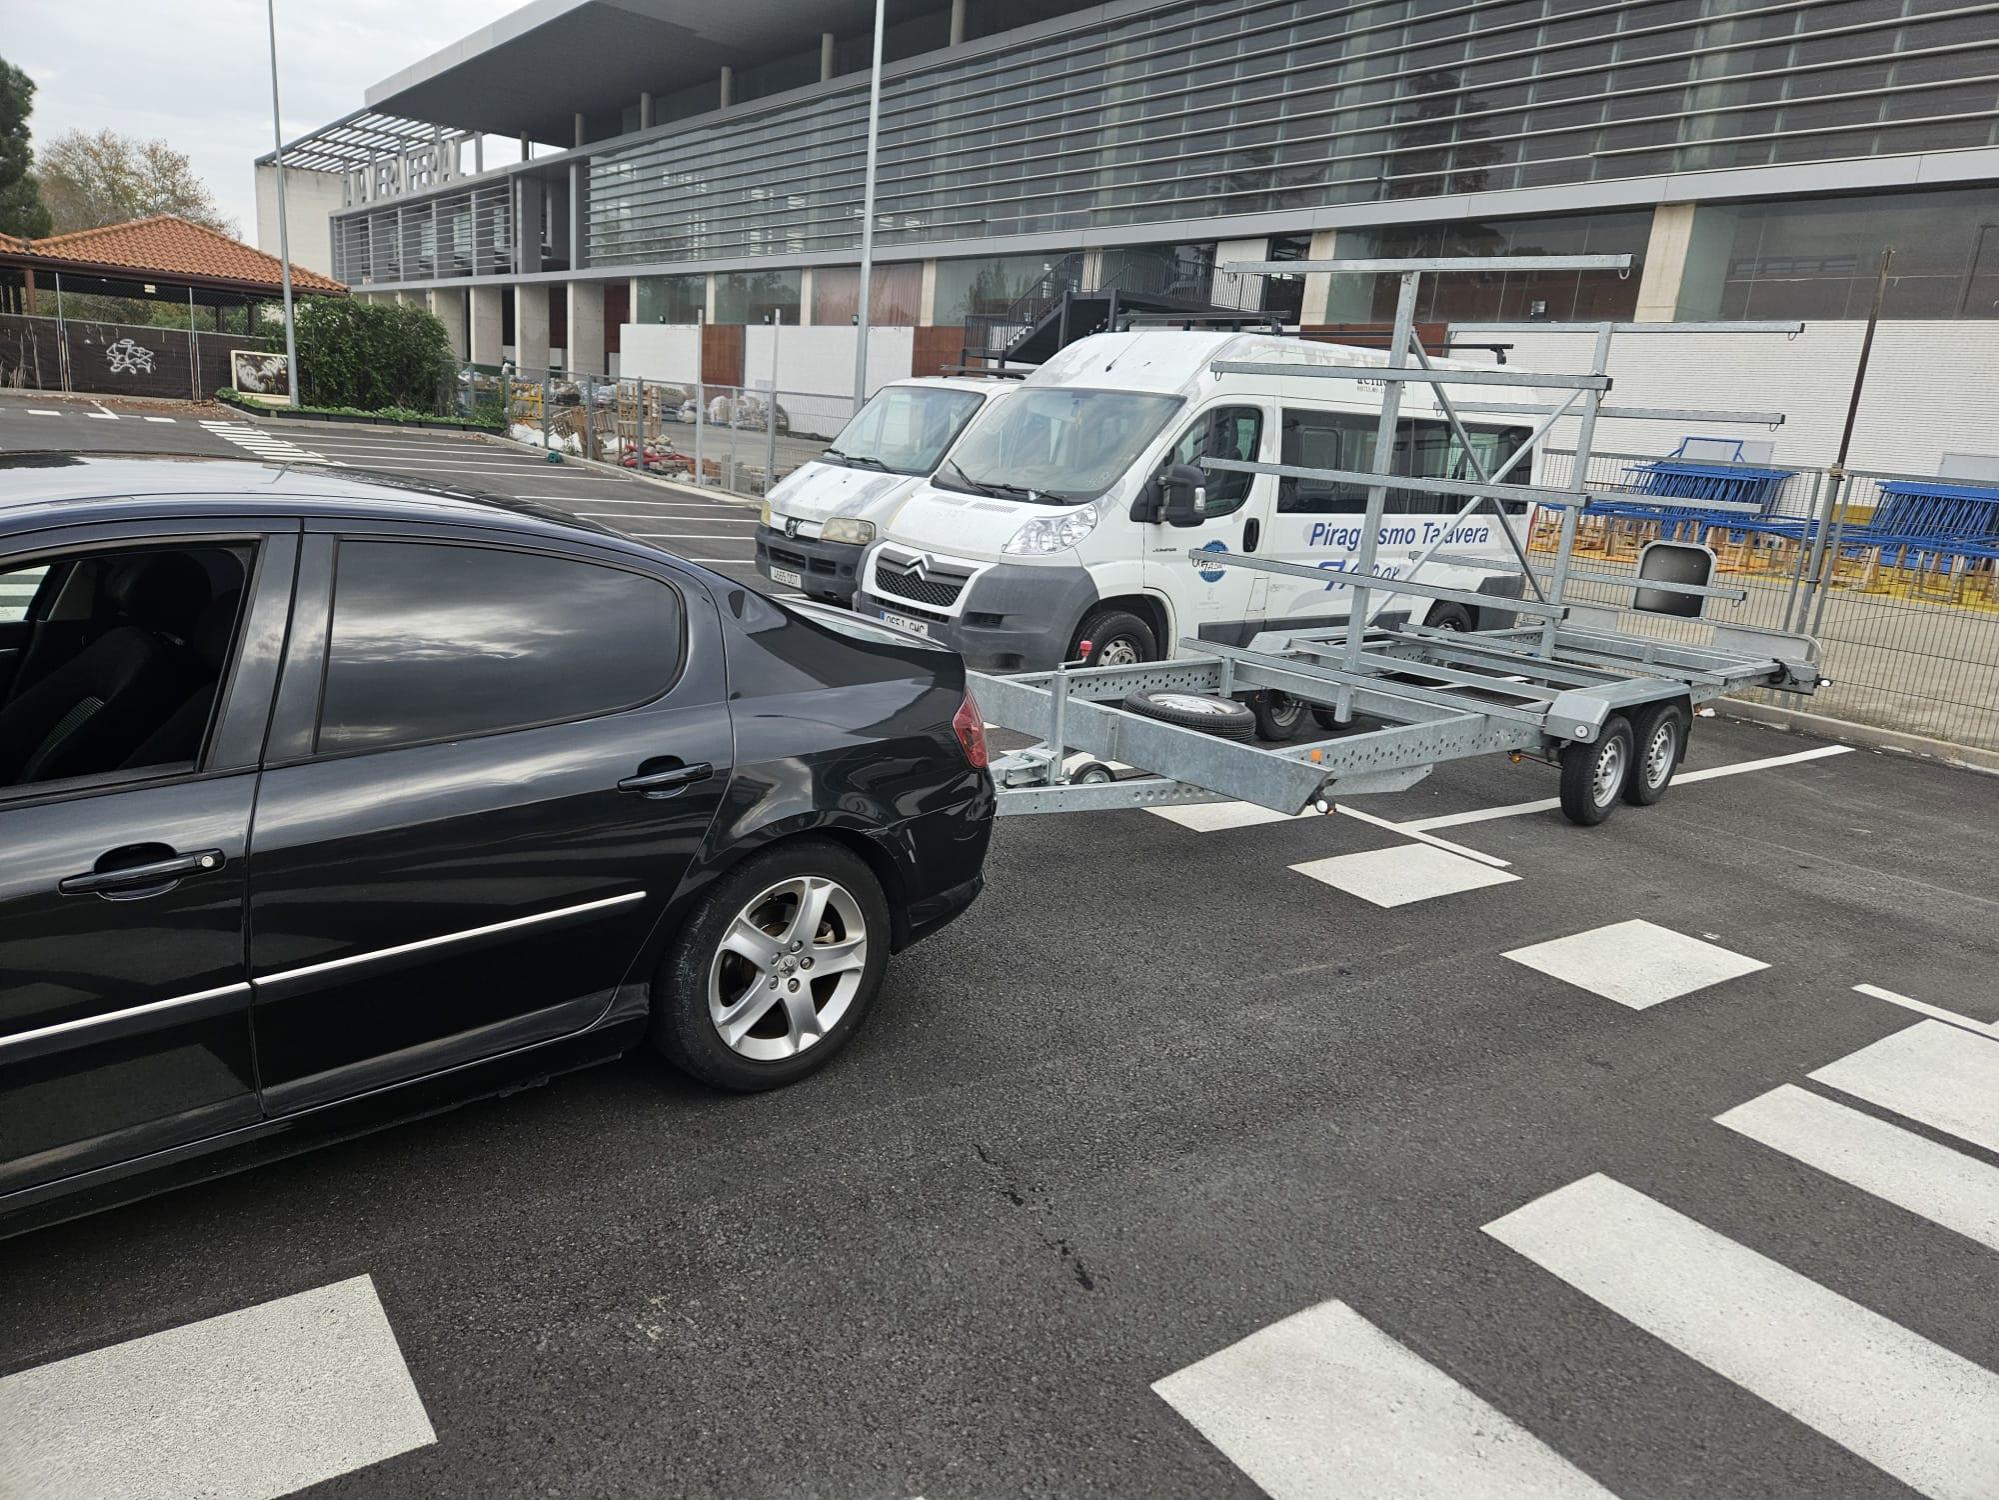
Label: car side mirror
xmin=1159 ymin=463 xmax=1208 ymax=527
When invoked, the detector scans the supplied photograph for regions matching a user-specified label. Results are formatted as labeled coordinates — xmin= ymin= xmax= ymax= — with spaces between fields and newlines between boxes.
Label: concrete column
xmin=821 ymin=31 xmax=836 ymax=79
xmin=719 ymin=66 xmax=734 ymax=107
xmin=640 ymin=91 xmax=654 ymax=129
xmin=567 ymin=280 xmax=606 ymax=375
xmin=797 ymin=267 xmax=816 ymax=326
xmin=704 ymin=273 xmax=718 ymax=324
xmin=515 ymin=283 xmax=551 ymax=371
xmin=1635 ymin=201 xmax=1698 ymax=321
xmin=1299 ymin=227 xmax=1340 ymax=324
xmin=470 ymin=284 xmax=504 ymax=365
xmin=950 ymin=0 xmax=967 ymax=45
xmin=429 ymin=287 xmax=468 ymax=358
xmin=573 ymin=112 xmax=586 ymax=148
xmin=919 ymin=259 xmax=940 ymax=325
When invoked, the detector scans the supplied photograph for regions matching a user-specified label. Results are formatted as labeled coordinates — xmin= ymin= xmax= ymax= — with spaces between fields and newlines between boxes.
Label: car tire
xmin=1558 ymin=714 xmax=1634 ymax=826
xmin=1072 ymin=607 xmax=1158 ymax=667
xmin=1121 ymin=690 xmax=1257 ymax=739
xmin=1425 ymin=602 xmax=1476 ymax=633
xmin=1248 ymin=691 xmax=1307 ymax=741
xmin=1623 ymin=700 xmax=1689 ymax=806
xmin=649 ymin=838 xmax=891 ymax=1091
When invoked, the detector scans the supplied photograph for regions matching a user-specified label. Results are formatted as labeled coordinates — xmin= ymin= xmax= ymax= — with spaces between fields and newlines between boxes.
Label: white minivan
xmin=755 ymin=375 xmax=1014 ymax=604
xmin=854 ymin=330 xmax=1541 ymax=730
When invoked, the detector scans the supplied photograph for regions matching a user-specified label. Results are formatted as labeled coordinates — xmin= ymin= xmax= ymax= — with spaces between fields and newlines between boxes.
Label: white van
xmin=755 ymin=375 xmax=1015 ymax=604
xmin=854 ymin=331 xmax=1540 ymax=726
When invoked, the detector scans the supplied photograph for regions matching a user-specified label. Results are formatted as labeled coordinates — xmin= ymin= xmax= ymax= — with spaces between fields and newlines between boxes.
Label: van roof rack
xmin=938 ymin=363 xmax=1032 ymax=378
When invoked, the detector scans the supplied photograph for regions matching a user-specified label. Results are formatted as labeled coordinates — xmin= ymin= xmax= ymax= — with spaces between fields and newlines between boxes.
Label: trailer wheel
xmin=1559 ymin=714 xmax=1634 ymax=826
xmin=1623 ymin=701 xmax=1689 ymax=806
xmin=1248 ymin=691 xmax=1307 ymax=741
xmin=1312 ymin=707 xmax=1343 ymax=732
xmin=1068 ymin=760 xmax=1116 ymax=785
xmin=1425 ymin=602 xmax=1476 ymax=633
xmin=1121 ymin=690 xmax=1257 ymax=740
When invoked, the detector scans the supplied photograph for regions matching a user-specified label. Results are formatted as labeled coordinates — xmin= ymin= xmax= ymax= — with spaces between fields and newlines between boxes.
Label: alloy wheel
xmin=708 ymin=875 xmax=869 ymax=1061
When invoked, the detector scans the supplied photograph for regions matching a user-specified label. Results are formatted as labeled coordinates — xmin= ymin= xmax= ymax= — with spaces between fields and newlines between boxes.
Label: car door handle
xmin=59 ymin=848 xmax=226 ymax=898
xmin=617 ymin=761 xmax=713 ymax=796
xmin=1244 ymin=518 xmax=1261 ymax=552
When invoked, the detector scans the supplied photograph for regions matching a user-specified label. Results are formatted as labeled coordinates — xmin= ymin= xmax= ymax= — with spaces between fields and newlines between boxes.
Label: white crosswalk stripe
xmin=198 ymin=420 xmax=341 ymax=466
xmin=1484 ymin=1172 xmax=1999 ymax=1500
xmin=1164 ymin=1013 xmax=1999 ymax=1498
xmin=1154 ymin=1298 xmax=1618 ymax=1499
xmin=0 ymin=1275 xmax=434 ymax=1498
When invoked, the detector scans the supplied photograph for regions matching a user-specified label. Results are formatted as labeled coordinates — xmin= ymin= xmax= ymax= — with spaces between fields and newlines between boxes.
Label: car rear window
xmin=317 ymin=540 xmax=683 ymax=753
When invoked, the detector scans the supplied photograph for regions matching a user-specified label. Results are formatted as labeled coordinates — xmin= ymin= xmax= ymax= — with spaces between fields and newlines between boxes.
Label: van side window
xmin=1165 ymin=406 xmax=1263 ymax=516
xmin=1280 ymin=412 xmax=1536 ymax=515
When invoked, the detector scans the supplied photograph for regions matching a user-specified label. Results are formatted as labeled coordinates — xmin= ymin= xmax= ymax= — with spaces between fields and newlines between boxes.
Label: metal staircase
xmin=960 ymin=249 xmax=1243 ymax=369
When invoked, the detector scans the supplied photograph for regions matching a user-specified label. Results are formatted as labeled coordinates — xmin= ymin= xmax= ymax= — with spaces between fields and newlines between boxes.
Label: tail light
xmin=952 ymin=691 xmax=989 ymax=770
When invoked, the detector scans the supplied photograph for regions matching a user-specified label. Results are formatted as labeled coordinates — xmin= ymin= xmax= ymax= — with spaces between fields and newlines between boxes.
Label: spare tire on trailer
xmin=1121 ymin=690 xmax=1257 ymax=740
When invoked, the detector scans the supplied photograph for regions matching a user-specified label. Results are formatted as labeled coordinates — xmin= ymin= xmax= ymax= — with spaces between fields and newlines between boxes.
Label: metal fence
xmin=0 ymin=312 xmax=276 ymax=402
xmin=1536 ymin=449 xmax=1999 ymax=752
xmin=470 ymin=362 xmax=845 ymax=497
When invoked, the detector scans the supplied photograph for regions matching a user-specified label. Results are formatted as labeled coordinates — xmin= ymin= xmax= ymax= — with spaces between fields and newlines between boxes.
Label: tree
xmin=0 ymin=58 xmax=51 ymax=238
xmin=36 ymin=128 xmax=232 ymax=236
xmin=294 ymin=298 xmax=452 ymax=413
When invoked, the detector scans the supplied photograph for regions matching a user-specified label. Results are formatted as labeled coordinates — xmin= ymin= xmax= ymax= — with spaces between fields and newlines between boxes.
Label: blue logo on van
xmin=1196 ymin=539 xmax=1228 ymax=583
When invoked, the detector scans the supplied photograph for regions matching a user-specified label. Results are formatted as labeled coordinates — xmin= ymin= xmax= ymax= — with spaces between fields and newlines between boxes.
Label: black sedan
xmin=0 ymin=455 xmax=993 ymax=1233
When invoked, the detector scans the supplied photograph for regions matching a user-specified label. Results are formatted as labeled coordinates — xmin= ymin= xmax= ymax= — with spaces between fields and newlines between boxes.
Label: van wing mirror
xmin=1159 ymin=463 xmax=1209 ymax=527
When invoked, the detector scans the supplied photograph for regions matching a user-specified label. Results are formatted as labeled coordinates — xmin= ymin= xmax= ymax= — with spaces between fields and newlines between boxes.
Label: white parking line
xmin=1400 ymin=745 xmax=1855 ymax=832
xmin=28 ymin=408 xmax=61 ymax=416
xmin=1153 ymin=1297 xmax=1618 ymax=1499
xmin=1336 ymin=803 xmax=1510 ymax=869
xmin=1810 ymin=1020 xmax=1999 ymax=1155
xmin=143 ymin=415 xmax=176 ymax=423
xmin=576 ymin=512 xmax=757 ymax=524
xmin=1485 ymin=1173 xmax=1999 ymax=1500
xmin=1717 ymin=1084 xmax=1999 ymax=1254
xmin=1851 ymin=982 xmax=1999 ymax=1041
xmin=0 ymin=1274 xmax=435 ymax=1498
xmin=1292 ymin=844 xmax=1519 ymax=907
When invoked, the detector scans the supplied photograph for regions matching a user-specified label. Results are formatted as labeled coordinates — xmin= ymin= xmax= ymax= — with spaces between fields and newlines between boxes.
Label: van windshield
xmin=933 ymin=388 xmax=1183 ymax=504
xmin=822 ymin=386 xmax=986 ymax=476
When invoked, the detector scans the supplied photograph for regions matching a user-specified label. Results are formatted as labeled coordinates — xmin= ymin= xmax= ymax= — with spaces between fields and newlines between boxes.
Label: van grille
xmin=874 ymin=554 xmax=971 ymax=608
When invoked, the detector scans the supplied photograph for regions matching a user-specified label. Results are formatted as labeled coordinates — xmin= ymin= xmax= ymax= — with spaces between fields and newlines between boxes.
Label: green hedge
xmin=217 ymin=386 xmax=504 ymax=430
xmin=294 ymin=298 xmax=454 ymax=412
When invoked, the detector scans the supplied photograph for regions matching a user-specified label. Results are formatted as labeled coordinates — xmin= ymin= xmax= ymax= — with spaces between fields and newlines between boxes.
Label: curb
xmin=226 ymin=406 xmax=510 ymax=440
xmin=1719 ymin=696 xmax=1999 ymax=777
xmin=533 ymin=445 xmax=761 ymax=508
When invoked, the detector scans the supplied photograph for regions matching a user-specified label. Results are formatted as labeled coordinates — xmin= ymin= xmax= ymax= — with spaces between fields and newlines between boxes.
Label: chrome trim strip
xmin=0 ymin=982 xmax=252 ymax=1056
xmin=254 ymin=890 xmax=649 ymax=989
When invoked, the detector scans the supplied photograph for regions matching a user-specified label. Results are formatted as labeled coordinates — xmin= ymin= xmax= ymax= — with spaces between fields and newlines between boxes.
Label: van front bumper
xmin=857 ymin=559 xmax=1097 ymax=672
xmin=756 ymin=525 xmax=864 ymax=603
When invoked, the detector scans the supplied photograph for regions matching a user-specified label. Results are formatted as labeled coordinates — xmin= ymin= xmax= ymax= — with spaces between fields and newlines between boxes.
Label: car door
xmin=246 ymin=524 xmax=734 ymax=1114
xmin=0 ymin=522 xmax=295 ymax=1202
xmin=1143 ymin=403 xmax=1272 ymax=647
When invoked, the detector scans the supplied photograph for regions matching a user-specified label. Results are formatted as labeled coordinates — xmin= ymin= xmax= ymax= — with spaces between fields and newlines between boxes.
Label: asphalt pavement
xmin=3 ymin=394 xmax=1997 ymax=1500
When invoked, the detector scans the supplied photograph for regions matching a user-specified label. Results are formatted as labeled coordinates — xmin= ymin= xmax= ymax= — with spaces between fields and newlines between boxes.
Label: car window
xmin=316 ymin=541 xmax=685 ymax=755
xmin=0 ymin=565 xmax=49 ymax=624
xmin=1166 ymin=406 xmax=1263 ymax=517
xmin=0 ymin=544 xmax=249 ymax=792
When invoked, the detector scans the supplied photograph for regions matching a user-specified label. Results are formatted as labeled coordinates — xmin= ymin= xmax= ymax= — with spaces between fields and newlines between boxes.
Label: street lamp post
xmin=265 ymin=0 xmax=300 ymax=407
xmin=850 ymin=0 xmax=885 ymax=414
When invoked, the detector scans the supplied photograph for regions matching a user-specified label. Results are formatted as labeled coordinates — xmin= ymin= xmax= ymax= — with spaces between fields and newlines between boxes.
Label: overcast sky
xmin=9 ymin=0 xmax=520 ymax=239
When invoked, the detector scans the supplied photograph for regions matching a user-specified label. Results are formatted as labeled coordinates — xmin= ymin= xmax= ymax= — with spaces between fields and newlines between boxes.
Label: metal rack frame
xmin=971 ymin=255 xmax=1825 ymax=822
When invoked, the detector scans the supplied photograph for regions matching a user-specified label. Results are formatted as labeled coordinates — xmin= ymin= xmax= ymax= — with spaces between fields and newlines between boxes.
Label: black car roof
xmin=0 ymin=452 xmax=679 ymax=566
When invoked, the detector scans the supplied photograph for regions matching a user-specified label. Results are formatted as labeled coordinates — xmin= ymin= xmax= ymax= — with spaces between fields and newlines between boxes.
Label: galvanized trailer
xmin=970 ymin=255 xmax=1827 ymax=826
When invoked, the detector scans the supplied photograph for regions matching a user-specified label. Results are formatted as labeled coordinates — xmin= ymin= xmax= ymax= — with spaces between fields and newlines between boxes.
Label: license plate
xmin=768 ymin=565 xmax=803 ymax=589
xmin=879 ymin=609 xmax=932 ymax=638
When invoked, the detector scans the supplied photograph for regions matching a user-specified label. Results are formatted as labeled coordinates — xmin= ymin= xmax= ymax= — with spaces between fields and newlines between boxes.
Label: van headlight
xmin=759 ymin=500 xmax=773 ymax=526
xmin=1003 ymin=502 xmax=1101 ymax=556
xmin=821 ymin=517 xmax=876 ymax=546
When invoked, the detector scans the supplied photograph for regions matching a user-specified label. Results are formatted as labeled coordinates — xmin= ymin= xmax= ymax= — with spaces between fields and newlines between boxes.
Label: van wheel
xmin=1249 ymin=691 xmax=1306 ymax=741
xmin=1072 ymin=607 xmax=1157 ymax=667
xmin=650 ymin=839 xmax=890 ymax=1091
xmin=1558 ymin=715 xmax=1634 ymax=826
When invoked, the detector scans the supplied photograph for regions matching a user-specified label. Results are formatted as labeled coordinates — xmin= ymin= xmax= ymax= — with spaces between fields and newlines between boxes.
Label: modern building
xmin=257 ymin=0 xmax=1999 ymax=464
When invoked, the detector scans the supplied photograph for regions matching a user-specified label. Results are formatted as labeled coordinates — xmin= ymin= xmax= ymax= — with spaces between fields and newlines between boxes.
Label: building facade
xmin=259 ymin=0 xmax=1999 ymax=418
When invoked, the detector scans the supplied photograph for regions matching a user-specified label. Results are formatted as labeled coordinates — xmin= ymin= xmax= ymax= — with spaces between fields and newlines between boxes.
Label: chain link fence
xmin=1536 ymin=449 xmax=1999 ymax=751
